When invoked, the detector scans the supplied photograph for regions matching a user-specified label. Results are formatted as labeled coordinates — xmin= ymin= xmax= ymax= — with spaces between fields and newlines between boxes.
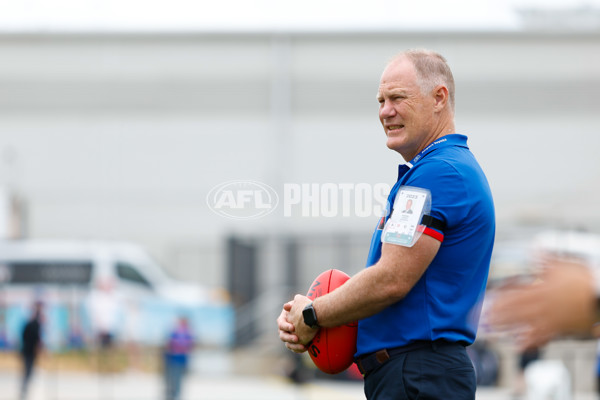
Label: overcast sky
xmin=0 ymin=0 xmax=599 ymax=32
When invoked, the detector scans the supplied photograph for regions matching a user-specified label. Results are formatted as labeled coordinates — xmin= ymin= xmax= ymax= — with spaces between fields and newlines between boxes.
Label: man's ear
xmin=432 ymin=85 xmax=449 ymax=111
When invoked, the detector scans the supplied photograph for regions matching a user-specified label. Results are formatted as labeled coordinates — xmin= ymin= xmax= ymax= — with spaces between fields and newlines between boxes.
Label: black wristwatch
xmin=302 ymin=302 xmax=319 ymax=329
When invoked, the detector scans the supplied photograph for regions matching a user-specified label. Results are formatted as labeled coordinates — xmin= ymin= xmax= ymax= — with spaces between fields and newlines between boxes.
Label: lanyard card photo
xmin=382 ymin=186 xmax=431 ymax=247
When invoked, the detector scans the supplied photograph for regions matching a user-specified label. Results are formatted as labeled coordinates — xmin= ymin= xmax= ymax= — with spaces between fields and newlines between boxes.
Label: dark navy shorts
xmin=363 ymin=342 xmax=476 ymax=400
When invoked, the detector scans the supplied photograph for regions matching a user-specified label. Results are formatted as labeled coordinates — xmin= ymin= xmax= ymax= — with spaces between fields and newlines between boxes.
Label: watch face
xmin=303 ymin=305 xmax=318 ymax=328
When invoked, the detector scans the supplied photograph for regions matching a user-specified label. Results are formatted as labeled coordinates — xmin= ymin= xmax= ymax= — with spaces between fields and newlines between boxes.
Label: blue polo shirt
xmin=356 ymin=134 xmax=495 ymax=357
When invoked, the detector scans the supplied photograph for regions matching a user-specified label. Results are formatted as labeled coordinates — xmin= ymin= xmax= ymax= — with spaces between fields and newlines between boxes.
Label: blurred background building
xmin=0 ymin=0 xmax=599 ymax=397
xmin=1 ymin=6 xmax=599 ymax=280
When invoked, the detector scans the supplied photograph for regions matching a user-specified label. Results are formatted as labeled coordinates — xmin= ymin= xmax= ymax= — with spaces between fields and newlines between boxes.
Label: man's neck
xmin=402 ymin=120 xmax=456 ymax=162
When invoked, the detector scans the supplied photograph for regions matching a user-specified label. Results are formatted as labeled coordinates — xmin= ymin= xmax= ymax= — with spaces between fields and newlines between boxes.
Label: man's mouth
xmin=387 ymin=125 xmax=405 ymax=133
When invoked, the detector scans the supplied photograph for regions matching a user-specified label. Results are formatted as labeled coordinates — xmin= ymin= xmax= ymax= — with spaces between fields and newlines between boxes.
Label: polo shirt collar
xmin=397 ymin=134 xmax=468 ymax=180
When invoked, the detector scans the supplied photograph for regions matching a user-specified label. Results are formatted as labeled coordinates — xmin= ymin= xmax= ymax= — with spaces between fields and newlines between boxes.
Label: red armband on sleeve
xmin=419 ymin=215 xmax=446 ymax=243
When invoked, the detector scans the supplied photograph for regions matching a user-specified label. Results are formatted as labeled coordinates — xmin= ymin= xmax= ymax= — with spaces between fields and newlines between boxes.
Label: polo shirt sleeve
xmin=404 ymin=160 xmax=470 ymax=235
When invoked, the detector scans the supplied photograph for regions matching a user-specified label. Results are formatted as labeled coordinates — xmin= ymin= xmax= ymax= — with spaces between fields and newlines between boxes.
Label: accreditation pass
xmin=382 ymin=186 xmax=431 ymax=247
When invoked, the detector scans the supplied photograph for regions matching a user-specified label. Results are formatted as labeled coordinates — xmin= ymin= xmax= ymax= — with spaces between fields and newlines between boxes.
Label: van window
xmin=0 ymin=261 xmax=92 ymax=285
xmin=116 ymin=262 xmax=152 ymax=289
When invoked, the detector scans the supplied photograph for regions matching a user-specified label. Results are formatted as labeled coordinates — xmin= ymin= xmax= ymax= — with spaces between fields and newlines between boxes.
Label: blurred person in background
xmin=278 ymin=49 xmax=495 ymax=399
xmin=514 ymin=347 xmax=541 ymax=398
xmin=20 ymin=301 xmax=43 ymax=400
xmin=124 ymin=298 xmax=142 ymax=370
xmin=164 ymin=316 xmax=194 ymax=400
xmin=87 ymin=277 xmax=120 ymax=372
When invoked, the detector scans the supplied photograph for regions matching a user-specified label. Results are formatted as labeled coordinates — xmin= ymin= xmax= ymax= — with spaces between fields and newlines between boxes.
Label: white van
xmin=0 ymin=239 xmax=232 ymax=349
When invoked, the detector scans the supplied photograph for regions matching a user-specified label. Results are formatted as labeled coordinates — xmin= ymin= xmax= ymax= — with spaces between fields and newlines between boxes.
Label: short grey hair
xmin=392 ymin=49 xmax=455 ymax=111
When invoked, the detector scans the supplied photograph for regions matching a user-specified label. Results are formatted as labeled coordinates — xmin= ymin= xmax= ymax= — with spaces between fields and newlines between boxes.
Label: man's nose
xmin=379 ymin=101 xmax=396 ymax=119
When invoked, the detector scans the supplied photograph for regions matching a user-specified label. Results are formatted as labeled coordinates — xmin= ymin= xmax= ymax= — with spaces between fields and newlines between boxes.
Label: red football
xmin=306 ymin=269 xmax=358 ymax=374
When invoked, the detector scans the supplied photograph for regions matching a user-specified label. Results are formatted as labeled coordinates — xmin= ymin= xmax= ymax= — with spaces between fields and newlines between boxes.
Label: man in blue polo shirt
xmin=277 ymin=49 xmax=495 ymax=399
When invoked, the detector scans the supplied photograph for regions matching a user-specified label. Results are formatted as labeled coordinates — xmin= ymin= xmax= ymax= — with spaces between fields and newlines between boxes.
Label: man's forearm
xmin=313 ymin=236 xmax=439 ymax=328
